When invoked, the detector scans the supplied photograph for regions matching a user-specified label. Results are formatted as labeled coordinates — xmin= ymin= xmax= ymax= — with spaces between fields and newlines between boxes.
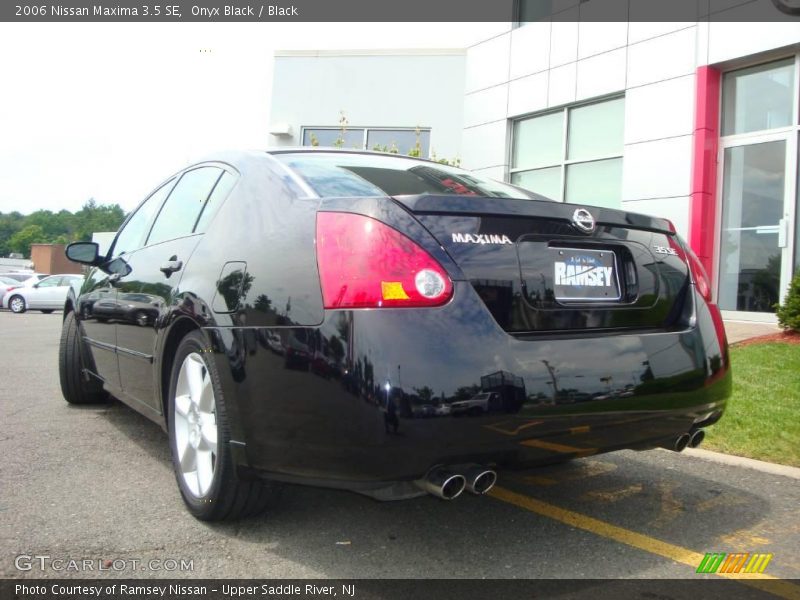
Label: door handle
xmin=778 ymin=218 xmax=788 ymax=248
xmin=160 ymin=256 xmax=183 ymax=277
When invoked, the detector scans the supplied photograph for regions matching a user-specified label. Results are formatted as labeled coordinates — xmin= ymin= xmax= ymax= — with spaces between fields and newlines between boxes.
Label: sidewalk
xmin=723 ymin=320 xmax=779 ymax=344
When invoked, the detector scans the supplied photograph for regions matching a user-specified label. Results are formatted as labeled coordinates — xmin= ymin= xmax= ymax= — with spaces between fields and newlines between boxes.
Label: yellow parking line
xmin=484 ymin=420 xmax=544 ymax=436
xmin=511 ymin=459 xmax=618 ymax=488
xmin=520 ymin=438 xmax=597 ymax=457
xmin=489 ymin=486 xmax=800 ymax=600
xmin=511 ymin=474 xmax=558 ymax=486
xmin=583 ymin=483 xmax=643 ymax=503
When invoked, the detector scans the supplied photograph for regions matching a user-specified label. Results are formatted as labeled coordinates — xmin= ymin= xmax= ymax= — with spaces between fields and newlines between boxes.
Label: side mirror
xmin=106 ymin=257 xmax=132 ymax=278
xmin=66 ymin=242 xmax=101 ymax=266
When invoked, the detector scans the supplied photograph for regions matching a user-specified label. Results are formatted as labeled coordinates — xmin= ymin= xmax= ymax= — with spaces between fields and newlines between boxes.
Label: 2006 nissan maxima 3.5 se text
xmin=60 ymin=150 xmax=730 ymax=520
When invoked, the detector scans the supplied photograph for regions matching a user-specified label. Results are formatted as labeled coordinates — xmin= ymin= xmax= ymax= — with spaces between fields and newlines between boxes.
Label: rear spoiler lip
xmin=392 ymin=194 xmax=676 ymax=235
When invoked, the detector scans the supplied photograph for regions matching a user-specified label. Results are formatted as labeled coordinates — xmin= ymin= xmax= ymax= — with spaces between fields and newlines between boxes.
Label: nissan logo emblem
xmin=572 ymin=208 xmax=596 ymax=233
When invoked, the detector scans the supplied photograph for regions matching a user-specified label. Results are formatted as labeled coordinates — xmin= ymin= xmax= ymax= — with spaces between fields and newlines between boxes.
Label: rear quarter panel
xmin=181 ymin=154 xmax=325 ymax=329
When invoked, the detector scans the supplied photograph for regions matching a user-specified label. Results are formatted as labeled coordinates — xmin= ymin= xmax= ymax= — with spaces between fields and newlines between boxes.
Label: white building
xmin=462 ymin=19 xmax=800 ymax=321
xmin=91 ymin=231 xmax=117 ymax=257
xmin=268 ymin=49 xmax=466 ymax=160
xmin=268 ymin=19 xmax=800 ymax=321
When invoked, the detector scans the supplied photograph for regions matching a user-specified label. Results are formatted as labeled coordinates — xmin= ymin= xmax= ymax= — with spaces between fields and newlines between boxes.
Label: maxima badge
xmin=451 ymin=233 xmax=513 ymax=245
xmin=572 ymin=208 xmax=596 ymax=233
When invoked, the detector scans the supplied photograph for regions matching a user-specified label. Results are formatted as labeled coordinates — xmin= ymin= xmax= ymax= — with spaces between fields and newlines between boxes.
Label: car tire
xmin=59 ymin=311 xmax=108 ymax=404
xmin=168 ymin=331 xmax=275 ymax=521
xmin=41 ymin=309 xmax=55 ymax=314
xmin=8 ymin=295 xmax=26 ymax=313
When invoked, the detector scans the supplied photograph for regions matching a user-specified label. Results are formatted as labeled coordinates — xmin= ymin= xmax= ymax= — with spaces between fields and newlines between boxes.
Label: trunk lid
xmin=394 ymin=194 xmax=690 ymax=333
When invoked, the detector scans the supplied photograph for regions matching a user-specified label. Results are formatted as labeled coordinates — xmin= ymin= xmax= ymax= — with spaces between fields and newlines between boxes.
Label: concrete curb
xmin=681 ymin=447 xmax=800 ymax=480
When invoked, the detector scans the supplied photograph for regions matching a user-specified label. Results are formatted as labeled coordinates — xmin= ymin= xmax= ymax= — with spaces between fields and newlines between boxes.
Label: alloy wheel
xmin=9 ymin=296 xmax=25 ymax=313
xmin=173 ymin=352 xmax=218 ymax=497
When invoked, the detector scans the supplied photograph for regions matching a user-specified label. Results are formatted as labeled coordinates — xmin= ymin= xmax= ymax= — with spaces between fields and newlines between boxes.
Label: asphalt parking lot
xmin=1 ymin=311 xmax=799 ymax=592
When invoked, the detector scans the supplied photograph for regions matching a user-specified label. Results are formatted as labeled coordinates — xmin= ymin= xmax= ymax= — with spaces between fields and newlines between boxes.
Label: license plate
xmin=552 ymin=248 xmax=621 ymax=302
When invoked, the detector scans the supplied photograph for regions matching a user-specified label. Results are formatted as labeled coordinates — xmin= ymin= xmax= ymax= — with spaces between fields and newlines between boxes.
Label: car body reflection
xmin=91 ymin=292 xmax=161 ymax=326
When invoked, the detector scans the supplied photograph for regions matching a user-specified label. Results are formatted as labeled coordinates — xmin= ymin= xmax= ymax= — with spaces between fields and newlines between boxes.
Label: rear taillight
xmin=677 ymin=237 xmax=727 ymax=350
xmin=316 ymin=212 xmax=453 ymax=309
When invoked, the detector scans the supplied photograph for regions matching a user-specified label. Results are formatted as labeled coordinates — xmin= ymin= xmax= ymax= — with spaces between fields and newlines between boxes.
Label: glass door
xmin=718 ymin=138 xmax=794 ymax=315
xmin=717 ymin=57 xmax=798 ymax=320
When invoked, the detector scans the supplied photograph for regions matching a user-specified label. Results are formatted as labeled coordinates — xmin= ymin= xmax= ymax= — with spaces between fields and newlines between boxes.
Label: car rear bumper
xmin=205 ymin=283 xmax=730 ymax=487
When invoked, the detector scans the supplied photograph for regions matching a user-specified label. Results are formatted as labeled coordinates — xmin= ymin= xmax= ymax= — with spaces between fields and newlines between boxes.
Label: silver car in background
xmin=0 ymin=276 xmax=25 ymax=307
xmin=3 ymin=274 xmax=84 ymax=314
xmin=0 ymin=273 xmax=46 ymax=308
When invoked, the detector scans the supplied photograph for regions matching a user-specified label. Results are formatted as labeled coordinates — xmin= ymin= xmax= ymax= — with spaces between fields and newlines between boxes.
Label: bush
xmin=776 ymin=272 xmax=800 ymax=331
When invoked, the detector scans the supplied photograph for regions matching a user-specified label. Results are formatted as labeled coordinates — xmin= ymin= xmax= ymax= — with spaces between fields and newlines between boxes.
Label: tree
xmin=407 ymin=126 xmax=423 ymax=158
xmin=453 ymin=385 xmax=480 ymax=400
xmin=254 ymin=293 xmax=273 ymax=314
xmin=776 ymin=272 xmax=800 ymax=332
xmin=334 ymin=110 xmax=349 ymax=148
xmin=328 ymin=336 xmax=344 ymax=364
xmin=9 ymin=225 xmax=47 ymax=256
xmin=74 ymin=199 xmax=125 ymax=241
xmin=413 ymin=386 xmax=434 ymax=403
xmin=0 ymin=200 xmax=126 ymax=258
xmin=26 ymin=209 xmax=77 ymax=240
xmin=0 ymin=212 xmax=25 ymax=257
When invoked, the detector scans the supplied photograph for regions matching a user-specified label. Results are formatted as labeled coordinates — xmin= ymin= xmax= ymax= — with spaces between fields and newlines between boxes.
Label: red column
xmin=690 ymin=65 xmax=721 ymax=282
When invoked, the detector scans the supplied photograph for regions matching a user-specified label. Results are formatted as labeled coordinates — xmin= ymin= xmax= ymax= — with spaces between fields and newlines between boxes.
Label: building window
xmin=301 ymin=127 xmax=431 ymax=157
xmin=302 ymin=128 xmax=364 ymax=149
xmin=510 ymin=97 xmax=625 ymax=208
xmin=515 ymin=0 xmax=556 ymax=25
xmin=722 ymin=58 xmax=795 ymax=136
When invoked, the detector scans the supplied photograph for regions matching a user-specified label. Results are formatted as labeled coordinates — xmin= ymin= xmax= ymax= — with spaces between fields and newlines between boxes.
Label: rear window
xmin=274 ymin=152 xmax=536 ymax=200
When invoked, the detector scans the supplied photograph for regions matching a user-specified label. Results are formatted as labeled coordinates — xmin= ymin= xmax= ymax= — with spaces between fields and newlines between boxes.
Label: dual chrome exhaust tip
xmin=665 ymin=428 xmax=706 ymax=452
xmin=418 ymin=427 xmax=708 ymax=499
xmin=415 ymin=465 xmax=498 ymax=500
xmin=688 ymin=428 xmax=705 ymax=448
xmin=464 ymin=465 xmax=498 ymax=495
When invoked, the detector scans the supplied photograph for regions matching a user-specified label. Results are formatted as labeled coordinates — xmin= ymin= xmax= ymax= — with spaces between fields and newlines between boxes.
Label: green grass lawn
xmin=703 ymin=342 xmax=800 ymax=467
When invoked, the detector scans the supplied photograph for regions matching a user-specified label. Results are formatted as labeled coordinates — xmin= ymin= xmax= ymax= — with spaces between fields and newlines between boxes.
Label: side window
xmin=113 ymin=179 xmax=175 ymax=257
xmin=37 ymin=277 xmax=61 ymax=288
xmin=147 ymin=167 xmax=222 ymax=246
xmin=194 ymin=170 xmax=237 ymax=233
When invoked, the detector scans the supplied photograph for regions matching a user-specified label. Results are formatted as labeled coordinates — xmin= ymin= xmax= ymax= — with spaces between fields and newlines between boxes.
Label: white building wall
xmin=91 ymin=232 xmax=117 ymax=257
xmin=269 ymin=50 xmax=466 ymax=159
xmin=462 ymin=18 xmax=800 ymax=240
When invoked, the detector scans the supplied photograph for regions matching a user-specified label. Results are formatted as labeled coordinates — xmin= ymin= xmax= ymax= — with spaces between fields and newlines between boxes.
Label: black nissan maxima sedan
xmin=61 ymin=150 xmax=730 ymax=520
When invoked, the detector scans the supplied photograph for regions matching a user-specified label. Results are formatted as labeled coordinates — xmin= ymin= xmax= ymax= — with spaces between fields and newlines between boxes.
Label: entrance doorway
xmin=717 ymin=57 xmax=798 ymax=321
